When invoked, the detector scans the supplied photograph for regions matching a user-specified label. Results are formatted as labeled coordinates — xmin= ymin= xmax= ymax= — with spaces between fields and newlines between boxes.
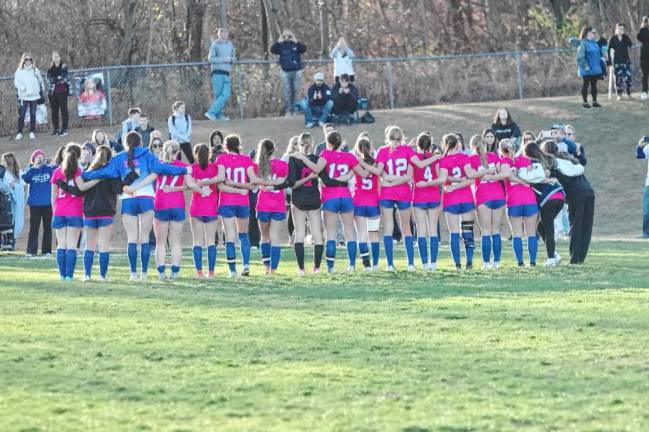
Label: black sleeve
xmin=273 ymin=159 xmax=294 ymax=190
xmin=56 ymin=178 xmax=83 ymax=196
xmin=111 ymin=177 xmax=125 ymax=195
xmin=319 ymin=168 xmax=348 ymax=187
xmin=297 ymin=42 xmax=307 ymax=54
xmin=270 ymin=42 xmax=280 ymax=55
xmin=577 ymin=147 xmax=587 ymax=166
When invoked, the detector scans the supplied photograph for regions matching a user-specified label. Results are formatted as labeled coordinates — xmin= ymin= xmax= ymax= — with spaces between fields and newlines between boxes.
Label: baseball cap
xmin=314 ymin=72 xmax=325 ymax=81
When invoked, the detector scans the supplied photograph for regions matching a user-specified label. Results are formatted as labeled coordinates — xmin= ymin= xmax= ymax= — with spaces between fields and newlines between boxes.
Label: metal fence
xmin=0 ymin=46 xmax=641 ymax=136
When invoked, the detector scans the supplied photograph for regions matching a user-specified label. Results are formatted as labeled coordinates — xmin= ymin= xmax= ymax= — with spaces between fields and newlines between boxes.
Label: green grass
xmin=1 ymin=240 xmax=649 ymax=431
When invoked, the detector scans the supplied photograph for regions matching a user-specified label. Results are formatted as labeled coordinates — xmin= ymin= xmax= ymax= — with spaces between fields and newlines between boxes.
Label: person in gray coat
xmin=205 ymin=28 xmax=235 ymax=122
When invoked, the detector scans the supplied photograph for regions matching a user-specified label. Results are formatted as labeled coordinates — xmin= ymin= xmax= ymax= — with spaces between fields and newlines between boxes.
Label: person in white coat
xmin=14 ymin=53 xmax=45 ymax=141
xmin=1 ymin=153 xmax=26 ymax=251
xmin=330 ymin=37 xmax=355 ymax=84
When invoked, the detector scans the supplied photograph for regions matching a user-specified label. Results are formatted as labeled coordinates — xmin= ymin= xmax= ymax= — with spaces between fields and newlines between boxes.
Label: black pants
xmin=581 ymin=76 xmax=598 ymax=103
xmin=641 ymin=58 xmax=649 ymax=93
xmin=248 ymin=191 xmax=261 ymax=248
xmin=26 ymin=205 xmax=53 ymax=255
xmin=177 ymin=142 xmax=195 ymax=164
xmin=49 ymin=92 xmax=69 ymax=132
xmin=537 ymin=199 xmax=564 ymax=260
xmin=18 ymin=100 xmax=37 ymax=134
xmin=568 ymin=196 xmax=595 ymax=264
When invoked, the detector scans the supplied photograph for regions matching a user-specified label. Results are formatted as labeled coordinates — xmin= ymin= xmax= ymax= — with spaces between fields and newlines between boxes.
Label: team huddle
xmin=49 ymin=123 xmax=586 ymax=281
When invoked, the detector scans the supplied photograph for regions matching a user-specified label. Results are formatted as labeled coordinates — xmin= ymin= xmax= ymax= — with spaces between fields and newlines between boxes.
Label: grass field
xmin=2 ymin=240 xmax=649 ymax=431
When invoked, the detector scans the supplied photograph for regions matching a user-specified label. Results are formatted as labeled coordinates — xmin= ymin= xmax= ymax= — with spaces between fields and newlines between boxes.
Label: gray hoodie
xmin=209 ymin=39 xmax=236 ymax=74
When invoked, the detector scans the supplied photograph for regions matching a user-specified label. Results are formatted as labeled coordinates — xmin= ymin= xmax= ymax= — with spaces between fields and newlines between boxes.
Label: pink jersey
xmin=439 ymin=152 xmax=474 ymax=206
xmin=320 ymin=150 xmax=358 ymax=203
xmin=256 ymin=159 xmax=289 ymax=213
xmin=216 ymin=153 xmax=254 ymax=206
xmin=154 ymin=160 xmax=188 ymax=210
xmin=51 ymin=167 xmax=83 ymax=217
xmin=353 ymin=170 xmax=379 ymax=207
xmin=412 ymin=153 xmax=441 ymax=204
xmin=376 ymin=144 xmax=415 ymax=201
xmin=469 ymin=152 xmax=505 ymax=207
xmin=190 ymin=162 xmax=219 ymax=217
xmin=502 ymin=155 xmax=537 ymax=206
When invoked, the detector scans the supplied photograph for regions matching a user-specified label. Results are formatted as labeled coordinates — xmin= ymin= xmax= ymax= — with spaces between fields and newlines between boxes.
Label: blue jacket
xmin=270 ymin=41 xmax=306 ymax=72
xmin=577 ymin=39 xmax=603 ymax=77
xmin=168 ymin=113 xmax=192 ymax=143
xmin=81 ymin=147 xmax=187 ymax=186
xmin=22 ymin=164 xmax=55 ymax=207
xmin=307 ymin=84 xmax=332 ymax=108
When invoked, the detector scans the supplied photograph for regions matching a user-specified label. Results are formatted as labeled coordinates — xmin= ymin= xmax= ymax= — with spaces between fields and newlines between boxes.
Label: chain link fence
xmin=0 ymin=47 xmax=641 ymax=136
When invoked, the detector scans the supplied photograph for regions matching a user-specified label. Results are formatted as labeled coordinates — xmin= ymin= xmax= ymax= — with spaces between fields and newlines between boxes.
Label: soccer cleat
xmin=544 ymin=258 xmax=556 ymax=267
xmin=98 ymin=276 xmax=108 ymax=282
xmin=29 ymin=132 xmax=36 ymax=140
xmin=492 ymin=261 xmax=501 ymax=269
xmin=529 ymin=262 xmax=537 ymax=267
xmin=372 ymin=265 xmax=379 ymax=272
xmin=346 ymin=265 xmax=355 ymax=272
xmin=429 ymin=263 xmax=437 ymax=272
xmin=140 ymin=273 xmax=148 ymax=281
xmin=196 ymin=271 xmax=204 ymax=279
xmin=129 ymin=273 xmax=139 ymax=281
xmin=455 ymin=264 xmax=462 ymax=272
xmin=466 ymin=263 xmax=473 ymax=271
xmin=298 ymin=269 xmax=305 ymax=277
xmin=313 ymin=268 xmax=320 ymax=274
xmin=82 ymin=275 xmax=91 ymax=282
xmin=207 ymin=271 xmax=215 ymax=279
xmin=407 ymin=265 xmax=416 ymax=272
xmin=482 ymin=262 xmax=491 ymax=270
xmin=363 ymin=266 xmax=373 ymax=272
xmin=592 ymin=102 xmax=602 ymax=108
xmin=385 ymin=265 xmax=395 ymax=273
xmin=241 ymin=266 xmax=250 ymax=277
xmin=228 ymin=271 xmax=237 ymax=278
xmin=15 ymin=133 xmax=23 ymax=140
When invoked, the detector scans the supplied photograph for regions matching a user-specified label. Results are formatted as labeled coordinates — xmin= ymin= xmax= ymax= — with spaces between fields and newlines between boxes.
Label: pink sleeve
xmin=376 ymin=148 xmax=387 ymax=164
xmin=347 ymin=153 xmax=359 ymax=169
xmin=276 ymin=160 xmax=289 ymax=177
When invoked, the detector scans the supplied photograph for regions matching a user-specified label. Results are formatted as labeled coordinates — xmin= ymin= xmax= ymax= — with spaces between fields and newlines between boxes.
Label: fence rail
xmin=0 ymin=46 xmax=640 ymax=136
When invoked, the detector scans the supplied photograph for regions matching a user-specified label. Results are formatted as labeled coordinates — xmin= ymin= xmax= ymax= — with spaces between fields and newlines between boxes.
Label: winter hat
xmin=313 ymin=72 xmax=325 ymax=81
xmin=31 ymin=149 xmax=45 ymax=163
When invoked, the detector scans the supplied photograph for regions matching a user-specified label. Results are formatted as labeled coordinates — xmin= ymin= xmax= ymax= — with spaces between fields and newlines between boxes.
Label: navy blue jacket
xmin=270 ymin=41 xmax=306 ymax=72
xmin=22 ymin=164 xmax=55 ymax=207
xmin=307 ymin=83 xmax=332 ymax=107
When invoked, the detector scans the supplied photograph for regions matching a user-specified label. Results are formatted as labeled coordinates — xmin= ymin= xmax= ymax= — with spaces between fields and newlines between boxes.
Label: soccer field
xmin=1 ymin=240 xmax=648 ymax=431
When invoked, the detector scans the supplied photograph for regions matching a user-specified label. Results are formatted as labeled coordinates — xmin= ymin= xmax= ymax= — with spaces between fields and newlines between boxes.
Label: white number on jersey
xmin=328 ymin=163 xmax=349 ymax=178
xmin=361 ymin=177 xmax=373 ymax=190
xmin=451 ymin=166 xmax=462 ymax=178
xmin=423 ymin=166 xmax=433 ymax=182
xmin=386 ymin=158 xmax=408 ymax=177
xmin=225 ymin=166 xmax=247 ymax=184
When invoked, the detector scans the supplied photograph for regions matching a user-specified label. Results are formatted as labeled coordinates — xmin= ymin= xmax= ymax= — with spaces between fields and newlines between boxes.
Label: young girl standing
xmin=353 ymin=134 xmax=381 ymax=271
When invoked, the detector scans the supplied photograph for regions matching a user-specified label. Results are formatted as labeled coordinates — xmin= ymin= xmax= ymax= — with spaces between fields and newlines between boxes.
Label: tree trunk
xmin=188 ymin=0 xmax=207 ymax=61
xmin=319 ymin=0 xmax=330 ymax=58
xmin=220 ymin=0 xmax=228 ymax=30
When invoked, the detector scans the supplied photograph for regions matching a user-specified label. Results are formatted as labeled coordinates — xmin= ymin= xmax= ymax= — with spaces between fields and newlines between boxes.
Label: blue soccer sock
xmin=270 ymin=245 xmax=281 ymax=270
xmin=238 ymin=232 xmax=251 ymax=267
xmin=528 ymin=235 xmax=538 ymax=265
xmin=171 ymin=265 xmax=180 ymax=275
xmin=99 ymin=252 xmax=110 ymax=278
xmin=404 ymin=235 xmax=415 ymax=266
xmin=207 ymin=245 xmax=217 ymax=272
xmin=127 ymin=243 xmax=137 ymax=273
xmin=140 ymin=243 xmax=151 ymax=274
xmin=192 ymin=246 xmax=203 ymax=272
xmin=83 ymin=250 xmax=94 ymax=277
xmin=461 ymin=221 xmax=475 ymax=266
xmin=481 ymin=235 xmax=492 ymax=264
xmin=157 ymin=265 xmax=166 ymax=275
xmin=325 ymin=240 xmax=336 ymax=271
xmin=226 ymin=242 xmax=236 ymax=273
xmin=359 ymin=242 xmax=370 ymax=268
xmin=450 ymin=233 xmax=461 ymax=266
xmin=429 ymin=236 xmax=439 ymax=264
xmin=371 ymin=241 xmax=380 ymax=267
xmin=513 ymin=237 xmax=524 ymax=265
xmin=417 ymin=237 xmax=428 ymax=266
xmin=260 ymin=242 xmax=271 ymax=268
xmin=56 ymin=248 xmax=67 ymax=278
xmin=383 ymin=235 xmax=394 ymax=267
xmin=65 ymin=249 xmax=77 ymax=279
xmin=346 ymin=240 xmax=357 ymax=267
xmin=492 ymin=234 xmax=502 ymax=263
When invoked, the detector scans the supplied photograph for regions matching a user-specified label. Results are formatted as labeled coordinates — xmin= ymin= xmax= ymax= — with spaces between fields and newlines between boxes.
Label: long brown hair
xmin=523 ymin=141 xmax=554 ymax=170
xmin=53 ymin=145 xmax=66 ymax=166
xmin=125 ymin=131 xmax=142 ymax=169
xmin=442 ymin=133 xmax=459 ymax=156
xmin=326 ymin=131 xmax=343 ymax=150
xmin=193 ymin=143 xmax=210 ymax=170
xmin=354 ymin=134 xmax=375 ymax=165
xmin=89 ymin=145 xmax=113 ymax=171
xmin=469 ymin=134 xmax=488 ymax=168
xmin=18 ymin=52 xmax=35 ymax=69
xmin=416 ymin=132 xmax=432 ymax=154
xmin=493 ymin=108 xmax=513 ymax=126
xmin=1 ymin=153 xmax=20 ymax=178
xmin=540 ymin=140 xmax=580 ymax=164
xmin=224 ymin=134 xmax=241 ymax=154
xmin=62 ymin=143 xmax=81 ymax=180
xmin=256 ymin=139 xmax=275 ymax=179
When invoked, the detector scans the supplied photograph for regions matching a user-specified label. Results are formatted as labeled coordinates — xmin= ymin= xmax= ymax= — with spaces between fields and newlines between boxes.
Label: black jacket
xmin=638 ymin=28 xmax=649 ymax=60
xmin=608 ymin=34 xmax=633 ymax=63
xmin=331 ymin=83 xmax=359 ymax=114
xmin=307 ymin=83 xmax=332 ymax=108
xmin=491 ymin=121 xmax=521 ymax=142
xmin=58 ymin=177 xmax=123 ymax=218
xmin=550 ymin=161 xmax=594 ymax=203
xmin=47 ymin=63 xmax=70 ymax=95
xmin=270 ymin=40 xmax=306 ymax=71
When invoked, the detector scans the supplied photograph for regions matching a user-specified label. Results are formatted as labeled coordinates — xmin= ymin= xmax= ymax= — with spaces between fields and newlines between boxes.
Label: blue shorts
xmin=507 ymin=204 xmax=539 ymax=217
xmin=380 ymin=199 xmax=411 ymax=210
xmin=482 ymin=199 xmax=506 ymax=210
xmin=121 ymin=197 xmax=154 ymax=216
xmin=443 ymin=202 xmax=476 ymax=215
xmin=354 ymin=205 xmax=381 ymax=218
xmin=84 ymin=217 xmax=114 ymax=229
xmin=413 ymin=201 xmax=441 ymax=210
xmin=52 ymin=216 xmax=84 ymax=229
xmin=322 ymin=197 xmax=354 ymax=213
xmin=257 ymin=211 xmax=286 ymax=222
xmin=155 ymin=208 xmax=186 ymax=222
xmin=192 ymin=215 xmax=218 ymax=223
xmin=219 ymin=205 xmax=250 ymax=219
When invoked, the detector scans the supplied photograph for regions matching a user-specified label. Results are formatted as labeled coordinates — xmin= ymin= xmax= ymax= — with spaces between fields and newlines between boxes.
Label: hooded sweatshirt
xmin=14 ymin=67 xmax=44 ymax=101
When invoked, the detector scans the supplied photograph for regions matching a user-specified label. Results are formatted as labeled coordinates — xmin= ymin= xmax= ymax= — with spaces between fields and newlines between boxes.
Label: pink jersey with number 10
xmin=439 ymin=152 xmax=474 ymax=207
xmin=320 ymin=150 xmax=358 ymax=202
xmin=256 ymin=159 xmax=289 ymax=213
xmin=469 ymin=152 xmax=505 ymax=207
xmin=216 ymin=153 xmax=254 ymax=206
xmin=190 ymin=162 xmax=219 ymax=217
xmin=376 ymin=144 xmax=415 ymax=201
xmin=412 ymin=153 xmax=441 ymax=204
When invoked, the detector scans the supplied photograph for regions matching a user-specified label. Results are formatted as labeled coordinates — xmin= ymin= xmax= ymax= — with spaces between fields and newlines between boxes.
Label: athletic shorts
xmin=52 ymin=215 xmax=84 ymax=229
xmin=219 ymin=205 xmax=250 ymax=219
xmin=413 ymin=201 xmax=441 ymax=210
xmin=482 ymin=199 xmax=506 ymax=210
xmin=84 ymin=217 xmax=113 ymax=229
xmin=257 ymin=211 xmax=286 ymax=222
xmin=121 ymin=197 xmax=154 ymax=216
xmin=192 ymin=215 xmax=219 ymax=223
xmin=322 ymin=197 xmax=354 ymax=213
xmin=507 ymin=204 xmax=539 ymax=218
xmin=380 ymin=199 xmax=411 ymax=210
xmin=155 ymin=207 xmax=186 ymax=222
xmin=443 ymin=202 xmax=476 ymax=215
xmin=354 ymin=205 xmax=381 ymax=218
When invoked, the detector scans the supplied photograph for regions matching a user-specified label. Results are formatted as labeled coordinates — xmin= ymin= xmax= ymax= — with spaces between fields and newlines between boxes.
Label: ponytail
xmin=194 ymin=143 xmax=210 ymax=170
xmin=326 ymin=131 xmax=343 ymax=150
xmin=354 ymin=135 xmax=374 ymax=165
xmin=469 ymin=134 xmax=487 ymax=168
xmin=125 ymin=131 xmax=142 ymax=169
xmin=161 ymin=140 xmax=180 ymax=163
xmin=62 ymin=143 xmax=82 ymax=180
xmin=224 ymin=134 xmax=241 ymax=154
xmin=256 ymin=139 xmax=275 ymax=179
xmin=442 ymin=133 xmax=458 ymax=157
xmin=416 ymin=133 xmax=432 ymax=154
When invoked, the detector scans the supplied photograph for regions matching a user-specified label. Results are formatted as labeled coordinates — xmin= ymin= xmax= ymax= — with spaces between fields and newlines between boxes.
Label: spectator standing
xmin=330 ymin=37 xmax=355 ymax=84
xmin=14 ymin=53 xmax=45 ymax=141
xmin=1 ymin=153 xmax=26 ymax=251
xmin=169 ymin=101 xmax=193 ymax=163
xmin=116 ymin=107 xmax=141 ymax=147
xmin=135 ymin=114 xmax=155 ymax=151
xmin=298 ymin=72 xmax=334 ymax=128
xmin=577 ymin=26 xmax=604 ymax=109
xmin=205 ymin=28 xmax=235 ymax=122
xmin=331 ymin=74 xmax=359 ymax=124
xmin=46 ymin=51 xmax=70 ymax=136
xmin=637 ymin=17 xmax=649 ymax=100
xmin=491 ymin=108 xmax=521 ymax=148
xmin=636 ymin=137 xmax=649 ymax=238
xmin=608 ymin=23 xmax=634 ymax=100
xmin=271 ymin=30 xmax=306 ymax=117
xmin=22 ymin=150 xmax=55 ymax=256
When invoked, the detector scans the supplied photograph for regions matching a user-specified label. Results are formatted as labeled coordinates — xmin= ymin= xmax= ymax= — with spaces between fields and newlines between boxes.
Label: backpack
xmin=115 ymin=122 xmax=136 ymax=146
xmin=360 ymin=111 xmax=375 ymax=124
xmin=170 ymin=113 xmax=190 ymax=139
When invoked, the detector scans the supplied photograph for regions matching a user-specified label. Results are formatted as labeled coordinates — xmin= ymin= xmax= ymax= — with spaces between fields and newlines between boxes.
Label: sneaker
xmin=98 ymin=276 xmax=108 ymax=282
xmin=140 ymin=273 xmax=148 ymax=281
xmin=207 ymin=271 xmax=215 ymax=279
xmin=204 ymin=112 xmax=217 ymax=121
xmin=305 ymin=122 xmax=315 ymax=129
xmin=555 ymin=253 xmax=562 ymax=265
xmin=241 ymin=266 xmax=250 ymax=277
xmin=582 ymin=103 xmax=591 ymax=110
xmin=544 ymin=258 xmax=556 ymax=267
xmin=346 ymin=265 xmax=355 ymax=272
xmin=196 ymin=271 xmax=204 ymax=279
xmin=517 ymin=262 xmax=525 ymax=268
xmin=529 ymin=262 xmax=537 ymax=267
xmin=15 ymin=133 xmax=23 ymax=140
xmin=170 ymin=272 xmax=178 ymax=280
xmin=25 ymin=253 xmax=34 ymax=258
xmin=82 ymin=275 xmax=91 ymax=282
xmin=363 ymin=266 xmax=373 ymax=272
xmin=59 ymin=130 xmax=68 ymax=136
xmin=217 ymin=115 xmax=230 ymax=121
xmin=592 ymin=102 xmax=602 ymax=108
xmin=429 ymin=263 xmax=437 ymax=272
xmin=641 ymin=92 xmax=648 ymax=100
xmin=407 ymin=265 xmax=416 ymax=272
xmin=385 ymin=265 xmax=395 ymax=273
xmin=129 ymin=273 xmax=139 ymax=281
xmin=466 ymin=263 xmax=473 ymax=271
xmin=51 ymin=130 xmax=59 ymax=136
xmin=64 ymin=276 xmax=73 ymax=281
xmin=493 ymin=261 xmax=501 ymax=269
xmin=482 ymin=262 xmax=491 ymax=270
xmin=455 ymin=264 xmax=462 ymax=272
xmin=228 ymin=271 xmax=237 ymax=278
xmin=313 ymin=268 xmax=320 ymax=274
xmin=298 ymin=269 xmax=305 ymax=277
xmin=372 ymin=265 xmax=379 ymax=272
xmin=29 ymin=132 xmax=36 ymax=140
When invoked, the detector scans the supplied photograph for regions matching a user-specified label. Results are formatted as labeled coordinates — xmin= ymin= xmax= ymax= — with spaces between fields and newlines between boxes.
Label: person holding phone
xmin=22 ymin=150 xmax=56 ymax=256
xmin=637 ymin=136 xmax=649 ymax=238
xmin=271 ymin=30 xmax=307 ymax=117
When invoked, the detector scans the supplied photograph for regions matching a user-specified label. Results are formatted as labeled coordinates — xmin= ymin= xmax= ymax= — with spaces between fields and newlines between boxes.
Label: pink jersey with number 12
xmin=320 ymin=150 xmax=358 ymax=202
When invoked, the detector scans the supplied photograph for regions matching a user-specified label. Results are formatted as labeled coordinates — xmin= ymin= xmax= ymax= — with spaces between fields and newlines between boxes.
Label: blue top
xmin=168 ymin=113 xmax=192 ymax=143
xmin=270 ymin=40 xmax=307 ymax=72
xmin=577 ymin=39 xmax=603 ymax=77
xmin=22 ymin=164 xmax=55 ymax=207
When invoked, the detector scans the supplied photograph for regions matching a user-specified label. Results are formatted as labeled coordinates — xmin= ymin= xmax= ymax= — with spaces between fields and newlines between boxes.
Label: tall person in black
xmin=47 ymin=51 xmax=70 ymax=136
xmin=608 ymin=23 xmax=634 ymax=100
xmin=637 ymin=17 xmax=649 ymax=100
